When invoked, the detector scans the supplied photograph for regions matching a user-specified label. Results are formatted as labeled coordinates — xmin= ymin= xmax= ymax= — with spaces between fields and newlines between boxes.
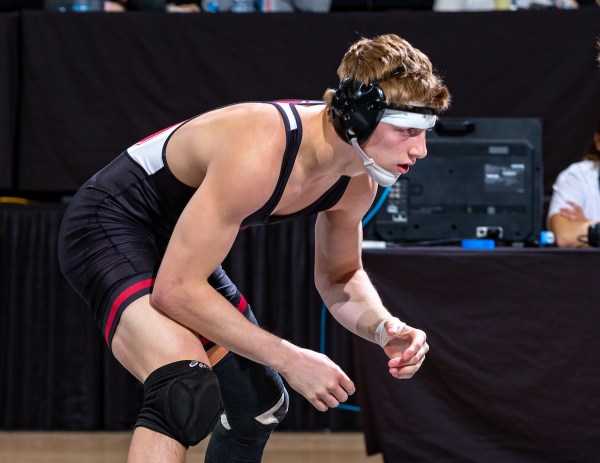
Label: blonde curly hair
xmin=324 ymin=34 xmax=451 ymax=117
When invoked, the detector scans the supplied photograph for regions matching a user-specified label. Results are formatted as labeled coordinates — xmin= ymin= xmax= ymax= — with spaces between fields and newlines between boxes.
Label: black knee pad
xmin=136 ymin=360 xmax=222 ymax=447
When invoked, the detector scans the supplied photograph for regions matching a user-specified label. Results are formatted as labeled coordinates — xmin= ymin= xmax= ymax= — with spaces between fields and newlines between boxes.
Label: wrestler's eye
xmin=407 ymin=128 xmax=426 ymax=137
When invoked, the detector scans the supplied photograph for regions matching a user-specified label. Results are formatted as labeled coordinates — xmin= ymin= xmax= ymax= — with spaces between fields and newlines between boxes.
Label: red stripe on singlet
xmin=104 ymin=279 xmax=155 ymax=344
xmin=134 ymin=122 xmax=183 ymax=145
xmin=237 ymin=294 xmax=248 ymax=312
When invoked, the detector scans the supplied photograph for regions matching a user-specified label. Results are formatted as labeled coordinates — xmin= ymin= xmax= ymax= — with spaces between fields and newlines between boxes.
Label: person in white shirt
xmin=547 ymin=119 xmax=600 ymax=247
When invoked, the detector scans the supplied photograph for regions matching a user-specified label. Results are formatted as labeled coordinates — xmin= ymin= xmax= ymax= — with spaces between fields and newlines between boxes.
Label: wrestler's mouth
xmin=397 ymin=164 xmax=411 ymax=174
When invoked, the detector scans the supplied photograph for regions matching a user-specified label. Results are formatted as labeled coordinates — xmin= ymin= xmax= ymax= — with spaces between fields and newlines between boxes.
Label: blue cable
xmin=361 ymin=186 xmax=392 ymax=228
xmin=319 ymin=185 xmax=392 ymax=413
xmin=319 ymin=301 xmax=327 ymax=354
xmin=337 ymin=404 xmax=361 ymax=413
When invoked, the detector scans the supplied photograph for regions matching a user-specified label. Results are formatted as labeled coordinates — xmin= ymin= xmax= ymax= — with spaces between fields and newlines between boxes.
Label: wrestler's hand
xmin=383 ymin=322 xmax=428 ymax=379
xmin=280 ymin=347 xmax=355 ymax=412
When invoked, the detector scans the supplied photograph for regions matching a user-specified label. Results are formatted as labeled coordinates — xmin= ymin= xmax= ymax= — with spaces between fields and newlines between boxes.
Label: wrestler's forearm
xmin=317 ymin=268 xmax=391 ymax=343
xmin=152 ymin=283 xmax=299 ymax=373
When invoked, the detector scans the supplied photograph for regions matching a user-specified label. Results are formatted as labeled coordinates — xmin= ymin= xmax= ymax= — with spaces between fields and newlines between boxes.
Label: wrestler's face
xmin=363 ymin=122 xmax=428 ymax=175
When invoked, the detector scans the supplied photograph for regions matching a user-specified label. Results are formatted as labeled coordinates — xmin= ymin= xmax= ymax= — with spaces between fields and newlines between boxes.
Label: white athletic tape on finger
xmin=375 ymin=317 xmax=406 ymax=348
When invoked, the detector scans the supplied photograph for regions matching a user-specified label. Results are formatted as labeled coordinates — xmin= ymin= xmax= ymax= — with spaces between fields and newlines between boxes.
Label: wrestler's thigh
xmin=110 ymin=295 xmax=210 ymax=383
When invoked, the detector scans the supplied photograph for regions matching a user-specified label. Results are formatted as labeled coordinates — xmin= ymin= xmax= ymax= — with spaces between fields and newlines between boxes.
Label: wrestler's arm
xmin=314 ymin=175 xmax=428 ymax=378
xmin=152 ymin=110 xmax=354 ymax=410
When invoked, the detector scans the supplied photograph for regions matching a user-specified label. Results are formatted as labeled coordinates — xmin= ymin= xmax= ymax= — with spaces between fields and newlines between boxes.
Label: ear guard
xmin=330 ymin=78 xmax=387 ymax=145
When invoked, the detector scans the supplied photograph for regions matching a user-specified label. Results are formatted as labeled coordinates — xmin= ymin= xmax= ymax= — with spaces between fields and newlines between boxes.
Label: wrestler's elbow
xmin=151 ymin=276 xmax=184 ymax=316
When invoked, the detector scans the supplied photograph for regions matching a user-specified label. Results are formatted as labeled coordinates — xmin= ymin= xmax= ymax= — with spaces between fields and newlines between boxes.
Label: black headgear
xmin=330 ymin=78 xmax=386 ymax=145
xmin=330 ymin=67 xmax=406 ymax=145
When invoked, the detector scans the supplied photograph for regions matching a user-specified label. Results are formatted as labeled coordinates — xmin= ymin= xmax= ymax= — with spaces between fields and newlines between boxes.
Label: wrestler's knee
xmin=254 ymin=387 xmax=289 ymax=428
xmin=135 ymin=360 xmax=222 ymax=447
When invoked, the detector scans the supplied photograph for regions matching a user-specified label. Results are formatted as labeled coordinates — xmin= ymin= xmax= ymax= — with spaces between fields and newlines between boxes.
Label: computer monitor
xmin=366 ymin=117 xmax=543 ymax=245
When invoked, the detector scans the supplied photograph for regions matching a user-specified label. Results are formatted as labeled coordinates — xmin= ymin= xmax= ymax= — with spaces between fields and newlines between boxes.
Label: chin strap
xmin=350 ymin=138 xmax=400 ymax=187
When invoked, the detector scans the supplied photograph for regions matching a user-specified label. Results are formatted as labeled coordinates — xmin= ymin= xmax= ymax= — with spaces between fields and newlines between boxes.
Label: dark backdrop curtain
xmin=0 ymin=13 xmax=18 ymax=190
xmin=0 ymin=204 xmax=360 ymax=431
xmin=0 ymin=204 xmax=142 ymax=430
xmin=15 ymin=10 xmax=600 ymax=195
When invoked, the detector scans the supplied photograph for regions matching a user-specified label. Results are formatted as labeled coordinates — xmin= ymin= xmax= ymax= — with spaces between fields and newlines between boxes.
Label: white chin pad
xmin=380 ymin=109 xmax=437 ymax=130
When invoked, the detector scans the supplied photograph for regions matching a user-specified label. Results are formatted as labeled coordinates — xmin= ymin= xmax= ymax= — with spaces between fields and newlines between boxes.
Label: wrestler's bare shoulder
xmin=195 ymin=102 xmax=284 ymax=131
xmin=166 ymin=103 xmax=287 ymax=188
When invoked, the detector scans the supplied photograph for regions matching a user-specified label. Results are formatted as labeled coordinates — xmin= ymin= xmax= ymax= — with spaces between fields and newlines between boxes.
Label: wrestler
xmin=58 ymin=33 xmax=450 ymax=462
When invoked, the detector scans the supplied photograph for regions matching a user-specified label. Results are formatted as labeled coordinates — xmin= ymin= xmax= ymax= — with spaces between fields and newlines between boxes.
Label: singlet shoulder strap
xmin=266 ymin=175 xmax=351 ymax=226
xmin=241 ymin=102 xmax=303 ymax=226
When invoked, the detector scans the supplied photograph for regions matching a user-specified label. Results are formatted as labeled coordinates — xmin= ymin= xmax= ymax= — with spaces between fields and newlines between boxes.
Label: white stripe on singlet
xmin=127 ymin=122 xmax=183 ymax=175
xmin=273 ymin=102 xmax=297 ymax=131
